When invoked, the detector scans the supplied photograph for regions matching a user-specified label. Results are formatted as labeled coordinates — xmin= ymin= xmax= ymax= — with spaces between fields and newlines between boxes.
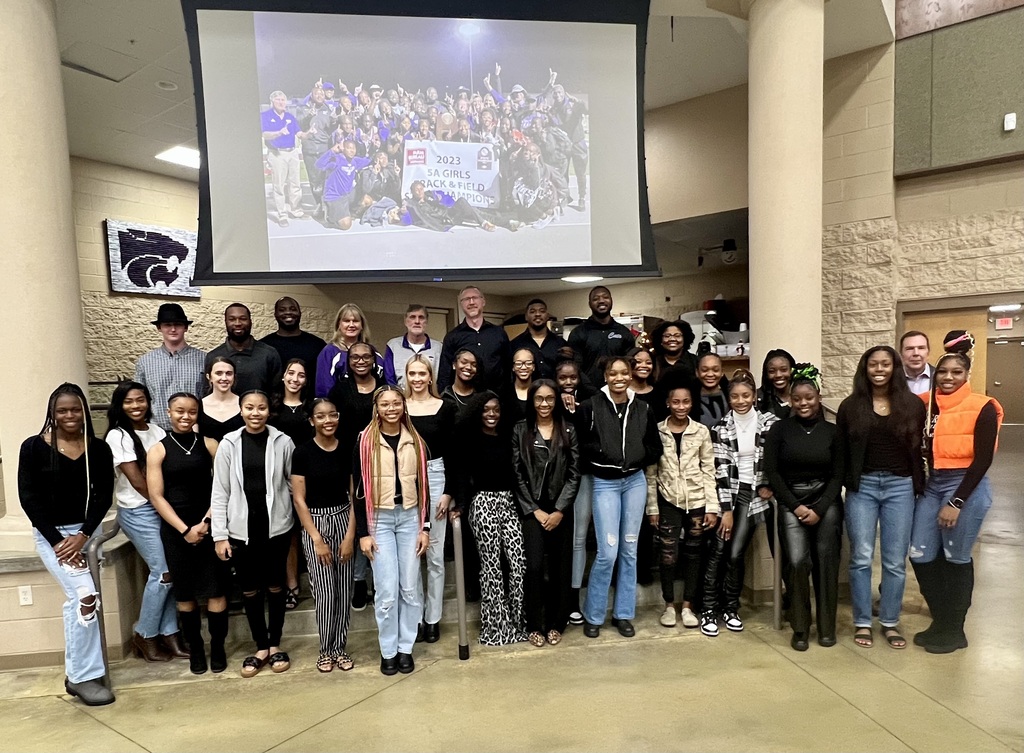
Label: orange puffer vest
xmin=923 ymin=383 xmax=1004 ymax=469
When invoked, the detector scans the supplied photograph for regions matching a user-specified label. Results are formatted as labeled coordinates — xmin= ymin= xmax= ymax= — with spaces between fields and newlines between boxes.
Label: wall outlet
xmin=18 ymin=586 xmax=33 ymax=606
xmin=1005 ymin=113 xmax=1017 ymax=132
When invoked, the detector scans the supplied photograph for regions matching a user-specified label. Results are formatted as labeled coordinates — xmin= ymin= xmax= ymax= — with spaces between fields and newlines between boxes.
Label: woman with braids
xmin=212 ymin=389 xmax=295 ymax=677
xmin=292 ymin=397 xmax=356 ymax=672
xmin=18 ymin=384 xmax=115 ymax=705
xmin=148 ymin=393 xmax=228 ymax=675
xmin=910 ymin=331 xmax=1002 ymax=654
xmin=452 ymin=392 xmax=529 ymax=646
xmin=354 ymin=386 xmax=431 ymax=674
xmin=757 ymin=348 xmax=797 ymax=419
xmin=704 ymin=369 xmax=778 ymax=636
xmin=837 ymin=346 xmax=926 ymax=649
xmin=104 ymin=381 xmax=186 ymax=663
xmin=763 ymin=364 xmax=843 ymax=651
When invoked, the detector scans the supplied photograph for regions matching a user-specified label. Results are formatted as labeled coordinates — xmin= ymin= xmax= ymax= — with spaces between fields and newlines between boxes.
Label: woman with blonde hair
xmin=354 ymin=386 xmax=431 ymax=675
xmin=315 ymin=303 xmax=383 ymax=397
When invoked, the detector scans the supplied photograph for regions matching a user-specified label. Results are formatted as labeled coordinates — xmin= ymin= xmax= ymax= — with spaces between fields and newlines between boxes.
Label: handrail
xmin=451 ymin=516 xmax=470 ymax=660
xmin=771 ymin=499 xmax=783 ymax=631
xmin=84 ymin=519 xmax=121 ymax=690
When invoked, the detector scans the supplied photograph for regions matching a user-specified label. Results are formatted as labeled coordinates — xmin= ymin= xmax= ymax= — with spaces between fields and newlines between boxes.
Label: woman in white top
xmin=104 ymin=381 xmax=185 ymax=662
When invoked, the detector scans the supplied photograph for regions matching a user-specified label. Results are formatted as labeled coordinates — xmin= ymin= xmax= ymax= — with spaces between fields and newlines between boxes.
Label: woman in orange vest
xmin=910 ymin=331 xmax=1003 ymax=654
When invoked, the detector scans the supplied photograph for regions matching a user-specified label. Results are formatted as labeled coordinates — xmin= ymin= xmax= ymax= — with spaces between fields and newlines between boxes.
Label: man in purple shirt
xmin=314 ymin=139 xmax=371 ymax=230
xmin=261 ymin=91 xmax=305 ymax=227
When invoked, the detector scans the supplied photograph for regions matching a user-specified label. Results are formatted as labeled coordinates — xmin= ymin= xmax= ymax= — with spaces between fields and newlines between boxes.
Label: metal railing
xmin=84 ymin=519 xmax=121 ymax=690
xmin=452 ymin=516 xmax=470 ymax=660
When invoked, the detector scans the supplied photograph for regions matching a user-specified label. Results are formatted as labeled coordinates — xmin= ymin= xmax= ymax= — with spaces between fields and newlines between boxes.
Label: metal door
xmin=987 ymin=338 xmax=1024 ymax=423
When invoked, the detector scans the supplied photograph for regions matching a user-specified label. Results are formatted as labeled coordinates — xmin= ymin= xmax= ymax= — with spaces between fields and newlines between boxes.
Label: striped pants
xmin=300 ymin=505 xmax=353 ymax=656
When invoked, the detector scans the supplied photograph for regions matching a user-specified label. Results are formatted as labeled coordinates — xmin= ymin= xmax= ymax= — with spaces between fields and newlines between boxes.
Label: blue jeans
xmin=845 ymin=472 xmax=915 ymax=627
xmin=583 ymin=472 xmax=647 ymax=624
xmin=571 ymin=474 xmax=593 ymax=589
xmin=117 ymin=504 xmax=178 ymax=638
xmin=910 ymin=471 xmax=992 ymax=565
xmin=33 ymin=525 xmax=106 ymax=684
xmin=423 ymin=458 xmax=448 ymax=625
xmin=371 ymin=505 xmax=424 ymax=658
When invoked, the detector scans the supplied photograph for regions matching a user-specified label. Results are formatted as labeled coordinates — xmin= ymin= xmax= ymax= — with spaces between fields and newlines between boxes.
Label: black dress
xmin=198 ymin=411 xmax=244 ymax=442
xmin=158 ymin=431 xmax=230 ymax=602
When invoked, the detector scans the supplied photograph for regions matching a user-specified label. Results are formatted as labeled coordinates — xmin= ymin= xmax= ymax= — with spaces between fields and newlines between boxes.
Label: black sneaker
xmin=397 ymin=652 xmax=415 ymax=674
xmin=352 ymin=580 xmax=368 ymax=611
xmin=380 ymin=655 xmax=398 ymax=676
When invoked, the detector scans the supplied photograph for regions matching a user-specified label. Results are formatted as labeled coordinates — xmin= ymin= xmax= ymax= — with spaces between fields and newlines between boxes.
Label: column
xmin=0 ymin=0 xmax=89 ymax=550
xmin=747 ymin=0 xmax=825 ymax=372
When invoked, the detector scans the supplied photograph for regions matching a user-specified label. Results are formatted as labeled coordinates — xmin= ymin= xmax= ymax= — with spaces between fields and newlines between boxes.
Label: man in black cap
xmin=260 ymin=296 xmax=326 ymax=399
xmin=134 ymin=303 xmax=207 ymax=430
xmin=205 ymin=303 xmax=282 ymax=395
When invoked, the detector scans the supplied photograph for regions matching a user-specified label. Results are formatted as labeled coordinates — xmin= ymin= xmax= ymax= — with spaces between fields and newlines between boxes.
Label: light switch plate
xmin=1005 ymin=113 xmax=1017 ymax=132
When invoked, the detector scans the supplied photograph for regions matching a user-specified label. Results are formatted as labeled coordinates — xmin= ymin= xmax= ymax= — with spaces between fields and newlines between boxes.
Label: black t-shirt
xmin=271 ymin=403 xmax=314 ymax=445
xmin=382 ymin=432 xmax=403 ymax=504
xmin=863 ymin=413 xmax=912 ymax=477
xmin=241 ymin=430 xmax=270 ymax=541
xmin=292 ymin=440 xmax=349 ymax=510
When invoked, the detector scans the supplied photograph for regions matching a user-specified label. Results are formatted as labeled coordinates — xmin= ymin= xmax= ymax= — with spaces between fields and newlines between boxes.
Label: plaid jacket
xmin=710 ymin=410 xmax=778 ymax=513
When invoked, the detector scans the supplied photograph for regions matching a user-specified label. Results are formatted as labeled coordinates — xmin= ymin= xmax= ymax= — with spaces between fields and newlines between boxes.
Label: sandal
xmin=528 ymin=632 xmax=546 ymax=647
xmin=546 ymin=630 xmax=562 ymax=646
xmin=336 ymin=652 xmax=355 ymax=671
xmin=882 ymin=626 xmax=907 ymax=649
xmin=240 ymin=654 xmax=268 ymax=678
xmin=854 ymin=627 xmax=873 ymax=648
xmin=269 ymin=651 xmax=291 ymax=673
xmin=284 ymin=587 xmax=300 ymax=610
xmin=316 ymin=653 xmax=334 ymax=673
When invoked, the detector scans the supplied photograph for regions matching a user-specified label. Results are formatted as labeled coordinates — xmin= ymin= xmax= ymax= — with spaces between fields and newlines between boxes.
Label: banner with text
xmin=402 ymin=140 xmax=501 ymax=208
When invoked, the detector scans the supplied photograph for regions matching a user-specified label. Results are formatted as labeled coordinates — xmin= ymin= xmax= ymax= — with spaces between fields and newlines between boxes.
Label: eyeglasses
xmin=350 ymin=354 xmax=374 ymax=362
xmin=513 ymin=360 xmax=535 ymax=368
xmin=313 ymin=412 xmax=341 ymax=420
xmin=460 ymin=295 xmax=483 ymax=303
xmin=533 ymin=395 xmax=557 ymax=404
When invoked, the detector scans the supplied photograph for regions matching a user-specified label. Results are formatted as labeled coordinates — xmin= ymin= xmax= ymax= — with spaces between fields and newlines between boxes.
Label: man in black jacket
xmin=437 ymin=286 xmax=510 ymax=392
xmin=568 ymin=286 xmax=635 ymax=386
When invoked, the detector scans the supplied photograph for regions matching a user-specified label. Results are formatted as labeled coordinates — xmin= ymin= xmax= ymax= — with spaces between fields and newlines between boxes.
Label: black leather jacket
xmin=511 ymin=420 xmax=581 ymax=516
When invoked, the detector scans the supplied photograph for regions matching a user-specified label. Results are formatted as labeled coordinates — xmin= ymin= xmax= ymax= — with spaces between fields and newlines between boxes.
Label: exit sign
xmin=995 ymin=317 xmax=1014 ymax=330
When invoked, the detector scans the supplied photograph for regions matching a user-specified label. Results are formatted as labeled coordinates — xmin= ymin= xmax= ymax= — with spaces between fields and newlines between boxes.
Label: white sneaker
xmin=659 ymin=604 xmax=677 ymax=627
xmin=723 ymin=611 xmax=744 ymax=632
xmin=699 ymin=611 xmax=719 ymax=637
xmin=681 ymin=607 xmax=699 ymax=628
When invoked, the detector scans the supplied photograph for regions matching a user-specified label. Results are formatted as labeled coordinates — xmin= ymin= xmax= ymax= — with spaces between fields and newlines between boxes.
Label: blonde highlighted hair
xmin=403 ymin=354 xmax=441 ymax=399
xmin=331 ymin=303 xmax=371 ymax=348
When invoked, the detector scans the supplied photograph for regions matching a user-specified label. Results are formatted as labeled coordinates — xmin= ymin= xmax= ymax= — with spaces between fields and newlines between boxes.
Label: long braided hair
xmin=104 ymin=381 xmax=154 ymax=474
xmin=39 ymin=383 xmax=96 ymax=516
xmin=923 ymin=330 xmax=976 ymax=459
xmin=358 ymin=385 xmax=429 ymax=533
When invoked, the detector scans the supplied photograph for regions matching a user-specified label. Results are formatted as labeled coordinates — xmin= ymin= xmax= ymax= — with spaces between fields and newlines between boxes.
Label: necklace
xmin=286 ymin=403 xmax=302 ymax=414
xmin=800 ymin=420 xmax=818 ymax=435
xmin=170 ymin=433 xmax=198 ymax=456
xmin=873 ymin=400 xmax=890 ymax=415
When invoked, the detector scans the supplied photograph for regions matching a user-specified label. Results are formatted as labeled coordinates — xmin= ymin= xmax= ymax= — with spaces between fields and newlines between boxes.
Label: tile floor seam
xmin=59 ymin=695 xmax=154 ymax=753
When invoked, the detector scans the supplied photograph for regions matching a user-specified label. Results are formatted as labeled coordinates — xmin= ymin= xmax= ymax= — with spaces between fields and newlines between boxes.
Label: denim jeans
xmin=117 ymin=504 xmax=179 ymax=638
xmin=571 ymin=474 xmax=594 ymax=589
xmin=33 ymin=525 xmax=106 ymax=684
xmin=583 ymin=471 xmax=647 ymax=624
xmin=371 ymin=504 xmax=424 ymax=658
xmin=911 ymin=471 xmax=992 ymax=565
xmin=845 ymin=472 xmax=915 ymax=627
xmin=423 ymin=458 xmax=448 ymax=625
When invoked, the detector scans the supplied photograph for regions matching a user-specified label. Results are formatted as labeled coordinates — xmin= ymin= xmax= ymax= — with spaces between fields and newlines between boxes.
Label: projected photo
xmin=253 ymin=13 xmax=598 ymax=272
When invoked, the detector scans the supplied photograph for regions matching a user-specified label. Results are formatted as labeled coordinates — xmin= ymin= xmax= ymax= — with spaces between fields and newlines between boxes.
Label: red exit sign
xmin=995 ymin=317 xmax=1014 ymax=330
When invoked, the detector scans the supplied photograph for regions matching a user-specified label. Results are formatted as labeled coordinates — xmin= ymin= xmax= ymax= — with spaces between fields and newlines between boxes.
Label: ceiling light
xmin=993 ymin=340 xmax=1010 ymax=345
xmin=561 ymin=275 xmax=604 ymax=284
xmin=988 ymin=303 xmax=1022 ymax=313
xmin=155 ymin=80 xmax=179 ymax=92
xmin=155 ymin=146 xmax=200 ymax=169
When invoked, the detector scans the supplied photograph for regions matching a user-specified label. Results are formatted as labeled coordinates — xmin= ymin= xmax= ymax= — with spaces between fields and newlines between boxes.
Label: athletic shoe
xmin=659 ymin=604 xmax=677 ymax=627
xmin=351 ymin=580 xmax=368 ymax=611
xmin=680 ymin=607 xmax=699 ymax=628
xmin=569 ymin=611 xmax=584 ymax=626
xmin=723 ymin=611 xmax=744 ymax=632
xmin=699 ymin=611 xmax=719 ymax=637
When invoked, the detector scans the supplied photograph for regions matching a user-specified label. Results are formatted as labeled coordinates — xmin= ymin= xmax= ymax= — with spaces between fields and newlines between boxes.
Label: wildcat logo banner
xmin=401 ymin=140 xmax=502 ymax=209
xmin=105 ymin=219 xmax=201 ymax=298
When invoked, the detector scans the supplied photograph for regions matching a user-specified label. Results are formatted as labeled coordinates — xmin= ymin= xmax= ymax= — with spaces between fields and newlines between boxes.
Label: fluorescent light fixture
xmin=155 ymin=146 xmax=201 ymax=169
xmin=561 ymin=275 xmax=604 ymax=284
xmin=993 ymin=340 xmax=1010 ymax=345
xmin=988 ymin=303 xmax=1022 ymax=313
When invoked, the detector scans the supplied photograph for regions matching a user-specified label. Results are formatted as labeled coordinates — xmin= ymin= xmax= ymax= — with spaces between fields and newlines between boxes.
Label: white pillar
xmin=0 ymin=0 xmax=88 ymax=550
xmin=747 ymin=0 xmax=825 ymax=373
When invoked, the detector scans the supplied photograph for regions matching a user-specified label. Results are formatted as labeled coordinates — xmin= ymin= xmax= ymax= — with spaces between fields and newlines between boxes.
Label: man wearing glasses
xmin=437 ymin=286 xmax=510 ymax=392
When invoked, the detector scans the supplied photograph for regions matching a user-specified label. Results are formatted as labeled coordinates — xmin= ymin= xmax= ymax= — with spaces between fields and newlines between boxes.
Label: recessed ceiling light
xmin=155 ymin=80 xmax=179 ymax=92
xmin=155 ymin=146 xmax=200 ymax=169
xmin=561 ymin=275 xmax=604 ymax=284
xmin=988 ymin=303 xmax=1022 ymax=313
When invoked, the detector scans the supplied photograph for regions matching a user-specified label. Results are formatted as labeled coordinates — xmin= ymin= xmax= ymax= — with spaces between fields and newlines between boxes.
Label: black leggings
xmin=522 ymin=507 xmax=574 ymax=633
xmin=657 ymin=500 xmax=714 ymax=605
xmin=231 ymin=534 xmax=290 ymax=650
xmin=703 ymin=486 xmax=757 ymax=614
xmin=779 ymin=502 xmax=843 ymax=638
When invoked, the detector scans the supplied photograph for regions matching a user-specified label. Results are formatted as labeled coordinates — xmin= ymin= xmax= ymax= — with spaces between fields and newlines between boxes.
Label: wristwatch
xmin=946 ymin=497 xmax=965 ymax=510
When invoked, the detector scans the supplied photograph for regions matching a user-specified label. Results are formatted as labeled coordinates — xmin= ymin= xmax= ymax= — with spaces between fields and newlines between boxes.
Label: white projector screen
xmin=182 ymin=1 xmax=655 ymax=284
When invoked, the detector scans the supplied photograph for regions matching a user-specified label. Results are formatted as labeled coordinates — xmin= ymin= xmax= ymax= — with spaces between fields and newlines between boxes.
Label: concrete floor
xmin=3 ymin=429 xmax=1022 ymax=753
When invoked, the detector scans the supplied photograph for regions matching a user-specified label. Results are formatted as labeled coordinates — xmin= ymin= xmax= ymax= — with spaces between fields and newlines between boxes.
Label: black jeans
xmin=522 ymin=507 xmax=574 ymax=633
xmin=703 ymin=485 xmax=757 ymax=614
xmin=657 ymin=499 xmax=713 ymax=605
xmin=779 ymin=502 xmax=843 ymax=638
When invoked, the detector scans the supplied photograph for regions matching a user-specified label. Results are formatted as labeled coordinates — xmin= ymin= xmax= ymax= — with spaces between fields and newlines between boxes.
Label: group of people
xmin=262 ymin=64 xmax=588 ymax=232
xmin=19 ymin=284 xmax=1002 ymax=707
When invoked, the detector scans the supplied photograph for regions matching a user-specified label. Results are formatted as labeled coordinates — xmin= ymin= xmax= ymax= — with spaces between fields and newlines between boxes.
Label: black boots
xmin=208 ymin=610 xmax=229 ymax=673
xmin=912 ymin=555 xmax=973 ymax=654
xmin=180 ymin=610 xmax=207 ymax=675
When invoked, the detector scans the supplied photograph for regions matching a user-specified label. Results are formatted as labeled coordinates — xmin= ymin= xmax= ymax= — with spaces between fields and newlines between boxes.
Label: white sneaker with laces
xmin=659 ymin=604 xmax=677 ymax=627
xmin=723 ymin=611 xmax=744 ymax=632
xmin=681 ymin=607 xmax=699 ymax=628
xmin=699 ymin=611 xmax=719 ymax=637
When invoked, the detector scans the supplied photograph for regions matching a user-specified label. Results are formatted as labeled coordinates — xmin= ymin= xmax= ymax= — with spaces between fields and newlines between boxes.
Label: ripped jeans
xmin=910 ymin=471 xmax=992 ymax=565
xmin=117 ymin=504 xmax=178 ymax=638
xmin=370 ymin=504 xmax=424 ymax=659
xmin=34 ymin=525 xmax=106 ymax=684
xmin=583 ymin=471 xmax=647 ymax=625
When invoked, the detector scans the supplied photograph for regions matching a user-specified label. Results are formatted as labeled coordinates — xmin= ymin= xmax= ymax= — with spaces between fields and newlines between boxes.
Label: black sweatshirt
xmin=18 ymin=436 xmax=114 ymax=546
xmin=567 ymin=317 xmax=634 ymax=386
xmin=763 ymin=415 xmax=843 ymax=515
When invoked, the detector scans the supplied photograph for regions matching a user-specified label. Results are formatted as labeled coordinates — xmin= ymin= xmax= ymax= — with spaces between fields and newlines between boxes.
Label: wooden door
xmin=901 ymin=308 xmax=989 ymax=392
xmin=987 ymin=339 xmax=1024 ymax=422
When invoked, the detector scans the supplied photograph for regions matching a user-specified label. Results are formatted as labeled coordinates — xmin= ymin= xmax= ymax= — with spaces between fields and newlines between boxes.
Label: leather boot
xmin=207 ymin=610 xmax=229 ymax=673
xmin=926 ymin=559 xmax=972 ymax=654
xmin=65 ymin=677 xmax=115 ymax=706
xmin=160 ymin=632 xmax=191 ymax=660
xmin=132 ymin=632 xmax=172 ymax=662
xmin=911 ymin=557 xmax=947 ymax=647
xmin=179 ymin=611 xmax=207 ymax=674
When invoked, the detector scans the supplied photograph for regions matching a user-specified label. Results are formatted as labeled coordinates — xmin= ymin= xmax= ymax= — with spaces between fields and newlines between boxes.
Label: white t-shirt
xmin=734 ymin=409 xmax=758 ymax=486
xmin=106 ymin=425 xmax=166 ymax=509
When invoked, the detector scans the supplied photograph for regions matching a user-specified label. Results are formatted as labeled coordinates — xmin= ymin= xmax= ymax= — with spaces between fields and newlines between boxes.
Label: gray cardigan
xmin=211 ymin=425 xmax=294 ymax=543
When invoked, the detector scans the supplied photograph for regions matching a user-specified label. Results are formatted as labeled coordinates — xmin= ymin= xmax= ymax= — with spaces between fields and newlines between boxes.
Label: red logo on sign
xmin=406 ymin=148 xmax=426 ymax=165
